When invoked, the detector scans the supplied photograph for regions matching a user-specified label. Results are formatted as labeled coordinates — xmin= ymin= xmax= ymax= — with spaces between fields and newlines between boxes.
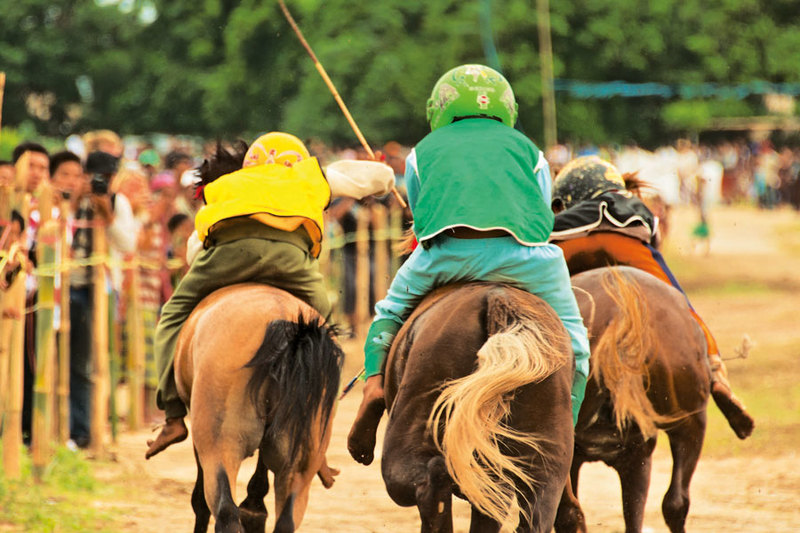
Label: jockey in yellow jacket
xmin=146 ymin=132 xmax=395 ymax=459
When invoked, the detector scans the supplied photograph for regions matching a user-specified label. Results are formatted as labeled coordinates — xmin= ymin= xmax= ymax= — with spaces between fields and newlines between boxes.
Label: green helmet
xmin=426 ymin=64 xmax=519 ymax=131
xmin=552 ymin=156 xmax=626 ymax=210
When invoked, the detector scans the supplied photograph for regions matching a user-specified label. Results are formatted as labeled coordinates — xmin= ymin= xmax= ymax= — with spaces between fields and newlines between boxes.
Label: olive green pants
xmin=155 ymin=225 xmax=331 ymax=419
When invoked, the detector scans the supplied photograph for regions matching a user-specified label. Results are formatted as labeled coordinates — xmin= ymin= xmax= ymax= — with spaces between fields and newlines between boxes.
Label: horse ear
xmin=551 ymin=198 xmax=565 ymax=214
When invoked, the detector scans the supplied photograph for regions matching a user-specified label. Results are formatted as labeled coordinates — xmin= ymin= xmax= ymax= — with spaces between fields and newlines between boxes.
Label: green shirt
xmin=407 ymin=119 xmax=554 ymax=246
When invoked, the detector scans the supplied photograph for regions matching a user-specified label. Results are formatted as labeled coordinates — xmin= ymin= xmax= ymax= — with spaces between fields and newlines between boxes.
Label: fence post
xmin=1 ymin=248 xmax=26 ymax=479
xmin=32 ymin=218 xmax=58 ymax=479
xmin=354 ymin=205 xmax=371 ymax=337
xmin=90 ymin=224 xmax=109 ymax=456
xmin=371 ymin=204 xmax=389 ymax=302
xmin=57 ymin=198 xmax=71 ymax=444
xmin=126 ymin=260 xmax=144 ymax=430
xmin=389 ymin=204 xmax=404 ymax=277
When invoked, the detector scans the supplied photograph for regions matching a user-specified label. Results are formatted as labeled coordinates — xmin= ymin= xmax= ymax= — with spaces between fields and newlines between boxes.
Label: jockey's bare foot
xmin=711 ymin=381 xmax=754 ymax=439
xmin=317 ymin=457 xmax=340 ymax=489
xmin=145 ymin=417 xmax=188 ymax=459
xmin=347 ymin=375 xmax=386 ymax=465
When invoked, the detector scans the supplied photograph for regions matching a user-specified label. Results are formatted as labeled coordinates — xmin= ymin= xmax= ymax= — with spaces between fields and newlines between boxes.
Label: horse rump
xmin=426 ymin=285 xmax=573 ymax=531
xmin=245 ymin=315 xmax=343 ymax=467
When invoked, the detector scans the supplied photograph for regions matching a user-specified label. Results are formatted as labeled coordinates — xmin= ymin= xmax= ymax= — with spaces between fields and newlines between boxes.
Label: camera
xmin=90 ymin=174 xmax=109 ymax=195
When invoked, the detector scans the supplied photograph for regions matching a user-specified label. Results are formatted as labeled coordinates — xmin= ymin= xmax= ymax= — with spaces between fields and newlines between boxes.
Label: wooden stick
xmin=2 ymin=263 xmax=26 ymax=479
xmin=277 ymin=0 xmax=407 ymax=208
xmin=371 ymin=204 xmax=389 ymax=301
xmin=354 ymin=206 xmax=371 ymax=338
xmin=57 ymin=199 xmax=71 ymax=444
xmin=0 ymin=72 xmax=5 ymax=143
xmin=90 ymin=223 xmax=109 ymax=457
xmin=32 ymin=220 xmax=58 ymax=480
xmin=126 ymin=262 xmax=144 ymax=430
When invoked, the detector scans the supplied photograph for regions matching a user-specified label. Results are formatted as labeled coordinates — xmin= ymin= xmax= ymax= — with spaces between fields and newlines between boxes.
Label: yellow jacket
xmin=195 ymin=157 xmax=331 ymax=257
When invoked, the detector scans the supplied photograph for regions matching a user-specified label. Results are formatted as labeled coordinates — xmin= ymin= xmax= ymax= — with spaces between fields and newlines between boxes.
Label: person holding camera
xmin=67 ymin=150 xmax=137 ymax=449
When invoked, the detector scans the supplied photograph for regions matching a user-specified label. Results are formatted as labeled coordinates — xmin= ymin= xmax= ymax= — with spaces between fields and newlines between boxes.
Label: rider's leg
xmin=349 ymin=244 xmax=441 ymax=463
xmin=494 ymin=243 xmax=590 ymax=426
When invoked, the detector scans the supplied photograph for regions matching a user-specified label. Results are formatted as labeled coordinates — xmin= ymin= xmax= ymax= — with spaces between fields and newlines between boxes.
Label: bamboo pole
xmin=536 ymin=0 xmax=558 ymax=150
xmin=2 ymin=160 xmax=32 ymax=478
xmin=57 ymin=198 xmax=71 ymax=443
xmin=2 ymin=263 xmax=26 ymax=479
xmin=108 ymin=285 xmax=119 ymax=443
xmin=32 ymin=219 xmax=58 ymax=480
xmin=354 ymin=206 xmax=371 ymax=337
xmin=276 ymin=0 xmax=406 ymax=208
xmin=0 ymin=72 xmax=5 ymax=142
xmin=389 ymin=204 xmax=403 ymax=277
xmin=0 ymin=184 xmax=11 ymax=428
xmin=371 ymin=204 xmax=389 ymax=302
xmin=89 ymin=223 xmax=109 ymax=456
xmin=126 ymin=262 xmax=144 ymax=430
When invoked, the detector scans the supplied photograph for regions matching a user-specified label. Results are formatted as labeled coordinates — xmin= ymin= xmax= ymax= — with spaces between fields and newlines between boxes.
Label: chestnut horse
xmin=377 ymin=283 xmax=576 ymax=532
xmin=555 ymin=267 xmax=710 ymax=533
xmin=173 ymin=283 xmax=343 ymax=533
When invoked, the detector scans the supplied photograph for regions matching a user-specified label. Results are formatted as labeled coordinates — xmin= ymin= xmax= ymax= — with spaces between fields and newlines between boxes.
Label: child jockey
xmin=348 ymin=64 xmax=591 ymax=464
xmin=549 ymin=155 xmax=754 ymax=439
xmin=146 ymin=132 xmax=395 ymax=459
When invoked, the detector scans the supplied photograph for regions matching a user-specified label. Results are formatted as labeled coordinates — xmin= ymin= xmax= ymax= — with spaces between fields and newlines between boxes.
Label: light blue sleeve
xmin=534 ymin=151 xmax=552 ymax=203
xmin=405 ymin=149 xmax=420 ymax=213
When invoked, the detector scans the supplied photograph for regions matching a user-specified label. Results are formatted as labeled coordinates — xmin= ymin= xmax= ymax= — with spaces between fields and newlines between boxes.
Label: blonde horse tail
xmin=593 ymin=268 xmax=678 ymax=438
xmin=427 ymin=289 xmax=571 ymax=532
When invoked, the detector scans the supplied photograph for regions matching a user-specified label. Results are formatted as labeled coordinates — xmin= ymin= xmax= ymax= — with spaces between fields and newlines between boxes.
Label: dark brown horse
xmin=173 ymin=283 xmax=343 ymax=533
xmin=375 ymin=283 xmax=575 ymax=532
xmin=555 ymin=266 xmax=710 ymax=533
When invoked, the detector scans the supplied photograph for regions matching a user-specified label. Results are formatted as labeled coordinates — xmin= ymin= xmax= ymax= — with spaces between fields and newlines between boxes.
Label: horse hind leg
xmin=662 ymin=413 xmax=706 ymax=533
xmin=192 ymin=447 xmax=211 ymax=533
xmin=614 ymin=438 xmax=657 ymax=533
xmin=416 ymin=456 xmax=454 ymax=533
xmin=210 ymin=467 xmax=244 ymax=533
xmin=239 ymin=453 xmax=269 ymax=533
xmin=555 ymin=471 xmax=587 ymax=533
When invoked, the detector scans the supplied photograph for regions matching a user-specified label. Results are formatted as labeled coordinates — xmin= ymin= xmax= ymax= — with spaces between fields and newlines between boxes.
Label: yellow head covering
xmin=243 ymin=132 xmax=311 ymax=168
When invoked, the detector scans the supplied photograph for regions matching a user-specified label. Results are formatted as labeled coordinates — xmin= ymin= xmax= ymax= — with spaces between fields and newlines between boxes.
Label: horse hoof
xmin=347 ymin=437 xmax=375 ymax=465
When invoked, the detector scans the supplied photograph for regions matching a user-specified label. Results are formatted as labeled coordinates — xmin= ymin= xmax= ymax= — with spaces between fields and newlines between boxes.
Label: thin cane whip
xmin=0 ymin=72 xmax=6 ymax=143
xmin=277 ymin=0 xmax=407 ymax=208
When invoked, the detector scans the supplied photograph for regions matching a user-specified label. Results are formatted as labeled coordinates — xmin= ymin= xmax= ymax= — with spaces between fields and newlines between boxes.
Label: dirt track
xmin=96 ymin=205 xmax=800 ymax=532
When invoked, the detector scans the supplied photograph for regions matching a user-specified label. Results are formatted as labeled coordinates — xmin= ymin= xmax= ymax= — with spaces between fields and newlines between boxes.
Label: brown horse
xmin=372 ymin=283 xmax=576 ymax=532
xmin=173 ymin=283 xmax=343 ymax=533
xmin=555 ymin=266 xmax=710 ymax=533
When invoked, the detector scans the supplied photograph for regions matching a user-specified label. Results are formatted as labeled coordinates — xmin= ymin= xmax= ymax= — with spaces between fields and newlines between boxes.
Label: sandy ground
xmin=89 ymin=205 xmax=800 ymax=532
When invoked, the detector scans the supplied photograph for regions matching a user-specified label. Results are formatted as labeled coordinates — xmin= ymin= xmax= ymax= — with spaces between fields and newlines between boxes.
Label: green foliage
xmin=1 ymin=0 xmax=799 ymax=145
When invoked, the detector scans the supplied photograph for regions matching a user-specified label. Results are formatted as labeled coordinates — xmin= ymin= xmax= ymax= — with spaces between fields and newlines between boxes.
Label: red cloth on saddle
xmin=556 ymin=232 xmax=719 ymax=357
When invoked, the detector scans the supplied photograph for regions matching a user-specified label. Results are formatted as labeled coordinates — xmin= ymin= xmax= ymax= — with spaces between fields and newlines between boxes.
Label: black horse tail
xmin=245 ymin=315 xmax=343 ymax=467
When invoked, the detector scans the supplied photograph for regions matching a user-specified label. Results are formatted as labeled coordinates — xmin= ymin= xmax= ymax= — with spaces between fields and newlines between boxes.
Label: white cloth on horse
xmin=325 ymin=160 xmax=395 ymax=199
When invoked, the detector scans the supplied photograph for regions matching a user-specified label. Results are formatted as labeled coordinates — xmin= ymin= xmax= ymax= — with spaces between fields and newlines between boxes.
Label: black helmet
xmin=552 ymin=156 xmax=626 ymax=210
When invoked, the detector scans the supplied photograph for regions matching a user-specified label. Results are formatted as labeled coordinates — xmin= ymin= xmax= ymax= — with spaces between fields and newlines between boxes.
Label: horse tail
xmin=427 ymin=288 xmax=571 ymax=532
xmin=245 ymin=315 xmax=343 ymax=466
xmin=593 ymin=268 xmax=678 ymax=438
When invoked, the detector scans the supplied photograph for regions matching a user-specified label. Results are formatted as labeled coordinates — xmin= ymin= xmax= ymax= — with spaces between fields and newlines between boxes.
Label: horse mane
xmin=622 ymin=171 xmax=655 ymax=199
xmin=198 ymin=140 xmax=249 ymax=187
